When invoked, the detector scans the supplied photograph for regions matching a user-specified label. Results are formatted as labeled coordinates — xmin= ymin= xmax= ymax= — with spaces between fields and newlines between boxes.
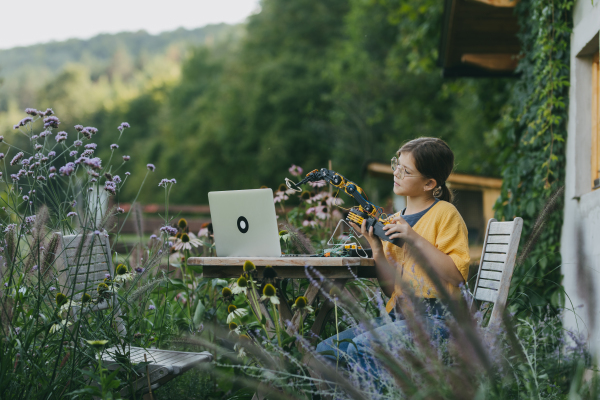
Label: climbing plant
xmin=494 ymin=0 xmax=573 ymax=311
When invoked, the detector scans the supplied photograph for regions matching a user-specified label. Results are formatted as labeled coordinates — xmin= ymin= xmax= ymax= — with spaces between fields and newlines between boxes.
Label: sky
xmin=0 ymin=0 xmax=261 ymax=50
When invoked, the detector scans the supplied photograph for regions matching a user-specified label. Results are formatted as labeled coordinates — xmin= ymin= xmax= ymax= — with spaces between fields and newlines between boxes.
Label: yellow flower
xmin=260 ymin=283 xmax=279 ymax=305
xmin=222 ymin=287 xmax=233 ymax=297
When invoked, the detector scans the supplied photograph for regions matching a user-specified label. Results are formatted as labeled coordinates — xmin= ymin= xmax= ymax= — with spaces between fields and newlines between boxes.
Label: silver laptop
xmin=208 ymin=189 xmax=282 ymax=257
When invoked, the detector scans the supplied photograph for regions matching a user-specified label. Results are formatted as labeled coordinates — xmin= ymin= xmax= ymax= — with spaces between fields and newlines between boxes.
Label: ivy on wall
xmin=495 ymin=0 xmax=573 ymax=310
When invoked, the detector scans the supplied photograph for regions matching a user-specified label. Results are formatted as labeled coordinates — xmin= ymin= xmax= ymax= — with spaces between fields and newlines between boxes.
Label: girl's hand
xmin=383 ymin=216 xmax=418 ymax=245
xmin=349 ymin=220 xmax=383 ymax=253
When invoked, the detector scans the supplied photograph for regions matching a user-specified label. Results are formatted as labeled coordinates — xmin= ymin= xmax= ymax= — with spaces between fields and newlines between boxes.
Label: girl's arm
xmin=350 ymin=221 xmax=396 ymax=298
xmin=383 ymin=216 xmax=464 ymax=287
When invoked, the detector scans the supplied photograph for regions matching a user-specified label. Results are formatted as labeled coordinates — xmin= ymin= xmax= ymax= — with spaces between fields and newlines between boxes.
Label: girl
xmin=316 ymin=137 xmax=471 ymax=365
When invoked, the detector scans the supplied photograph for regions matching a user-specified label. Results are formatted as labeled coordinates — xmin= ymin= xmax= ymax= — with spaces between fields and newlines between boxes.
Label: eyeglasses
xmin=391 ymin=156 xmax=423 ymax=179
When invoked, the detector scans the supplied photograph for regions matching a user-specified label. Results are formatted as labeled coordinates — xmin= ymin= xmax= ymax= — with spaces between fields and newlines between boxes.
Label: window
xmin=593 ymin=52 xmax=600 ymax=189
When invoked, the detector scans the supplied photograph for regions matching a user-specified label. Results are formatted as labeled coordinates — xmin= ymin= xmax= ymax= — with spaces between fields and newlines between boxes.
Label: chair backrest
xmin=56 ymin=232 xmax=115 ymax=311
xmin=472 ymin=217 xmax=523 ymax=326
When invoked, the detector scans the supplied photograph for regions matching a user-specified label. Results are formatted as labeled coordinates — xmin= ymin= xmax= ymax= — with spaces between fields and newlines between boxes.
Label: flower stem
xmin=272 ymin=302 xmax=282 ymax=348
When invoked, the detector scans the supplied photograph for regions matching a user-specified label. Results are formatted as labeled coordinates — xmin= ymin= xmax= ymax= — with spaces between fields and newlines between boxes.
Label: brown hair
xmin=397 ymin=137 xmax=454 ymax=203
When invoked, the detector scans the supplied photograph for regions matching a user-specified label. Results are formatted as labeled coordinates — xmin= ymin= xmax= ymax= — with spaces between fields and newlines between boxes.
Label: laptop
xmin=208 ymin=189 xmax=282 ymax=257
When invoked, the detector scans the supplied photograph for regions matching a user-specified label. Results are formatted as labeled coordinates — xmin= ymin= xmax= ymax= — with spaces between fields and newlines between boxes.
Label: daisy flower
xmin=226 ymin=304 xmax=249 ymax=323
xmin=260 ymin=283 xmax=279 ymax=305
xmin=113 ymin=264 xmax=134 ymax=283
xmin=169 ymin=232 xmax=202 ymax=251
xmin=231 ymin=276 xmax=249 ymax=295
xmin=49 ymin=319 xmax=72 ymax=333
xmin=292 ymin=296 xmax=314 ymax=313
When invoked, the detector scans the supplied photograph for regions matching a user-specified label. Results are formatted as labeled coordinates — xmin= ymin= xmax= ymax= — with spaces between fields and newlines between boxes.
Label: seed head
xmin=262 ymin=265 xmax=277 ymax=279
xmin=237 ymin=276 xmax=248 ymax=288
xmin=181 ymin=233 xmax=190 ymax=243
xmin=82 ymin=293 xmax=92 ymax=303
xmin=178 ymin=218 xmax=188 ymax=229
xmin=55 ymin=293 xmax=68 ymax=307
xmin=97 ymin=283 xmax=109 ymax=293
xmin=263 ymin=283 xmax=276 ymax=297
xmin=243 ymin=260 xmax=255 ymax=272
xmin=294 ymin=296 xmax=308 ymax=309
xmin=85 ymin=340 xmax=109 ymax=351
xmin=227 ymin=304 xmax=237 ymax=314
xmin=229 ymin=322 xmax=238 ymax=331
xmin=329 ymin=286 xmax=342 ymax=299
xmin=116 ymin=264 xmax=128 ymax=275
xmin=222 ymin=287 xmax=233 ymax=297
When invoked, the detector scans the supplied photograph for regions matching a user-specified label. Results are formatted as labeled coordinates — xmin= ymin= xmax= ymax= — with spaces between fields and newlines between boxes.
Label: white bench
xmin=57 ymin=233 xmax=212 ymax=398
xmin=470 ymin=218 xmax=524 ymax=326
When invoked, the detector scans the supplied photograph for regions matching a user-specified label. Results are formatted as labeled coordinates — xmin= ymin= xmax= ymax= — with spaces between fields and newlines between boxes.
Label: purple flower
xmin=13 ymin=125 xmax=19 ymax=130
xmin=17 ymin=117 xmax=33 ymax=127
xmin=160 ymin=225 xmax=178 ymax=236
xmin=10 ymin=152 xmax=24 ymax=166
xmin=59 ymin=162 xmax=75 ymax=176
xmin=146 ymin=164 xmax=155 ymax=171
xmin=11 ymin=174 xmax=19 ymax=181
xmin=170 ymin=178 xmax=177 ymax=184
xmin=49 ymin=286 xmax=56 ymax=291
xmin=74 ymin=125 xmax=84 ymax=132
xmin=81 ymin=126 xmax=98 ymax=139
xmin=84 ymin=157 xmax=102 ymax=170
xmin=35 ymin=144 xmax=42 ymax=151
xmin=118 ymin=122 xmax=130 ymax=131
xmin=31 ymin=135 xmax=39 ymax=141
xmin=125 ymin=172 xmax=130 ymax=176
xmin=21 ymin=159 xmax=30 ymax=166
xmin=123 ymin=155 xmax=130 ymax=161
xmin=32 ymin=265 xmax=38 ymax=271
xmin=85 ymin=143 xmax=97 ymax=150
xmin=135 ymin=267 xmax=145 ymax=274
xmin=49 ymin=166 xmax=56 ymax=173
xmin=148 ymin=305 xmax=156 ymax=310
xmin=43 ymin=108 xmax=54 ymax=116
xmin=150 ymin=234 xmax=157 ymax=240
xmin=117 ymin=207 xmax=125 ymax=214
xmin=94 ymin=230 xmax=101 ymax=235
xmin=48 ymin=151 xmax=56 ymax=158
xmin=158 ymin=179 xmax=172 ymax=187
xmin=105 ymin=274 xmax=111 ymax=279
xmin=73 ymin=140 xmax=83 ymax=147
xmin=81 ymin=149 xmax=94 ymax=157
xmin=0 ymin=136 xmax=3 ymax=142
xmin=66 ymin=212 xmax=77 ymax=218
xmin=37 ymin=176 xmax=46 ymax=181
xmin=55 ymin=131 xmax=67 ymax=143
xmin=90 ymin=178 xmax=97 ymax=183
xmin=39 ymin=131 xmax=49 ymax=138
xmin=43 ymin=116 xmax=60 ymax=129
xmin=25 ymin=108 xmax=38 ymax=116
xmin=110 ymin=144 xmax=119 ymax=150
xmin=69 ymin=151 xmax=78 ymax=157
xmin=104 ymin=181 xmax=117 ymax=195
xmin=0 ymin=153 xmax=4 ymax=160
xmin=113 ymin=175 xmax=121 ymax=183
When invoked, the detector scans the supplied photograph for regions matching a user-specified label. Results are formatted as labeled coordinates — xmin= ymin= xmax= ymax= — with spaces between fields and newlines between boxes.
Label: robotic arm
xmin=289 ymin=168 xmax=403 ymax=248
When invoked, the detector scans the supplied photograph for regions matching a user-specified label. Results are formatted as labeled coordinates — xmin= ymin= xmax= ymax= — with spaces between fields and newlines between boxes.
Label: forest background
xmin=0 ymin=0 xmax=514 ymax=207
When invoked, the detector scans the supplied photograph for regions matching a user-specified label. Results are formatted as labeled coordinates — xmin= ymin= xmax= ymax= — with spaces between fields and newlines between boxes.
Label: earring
xmin=433 ymin=186 xmax=442 ymax=198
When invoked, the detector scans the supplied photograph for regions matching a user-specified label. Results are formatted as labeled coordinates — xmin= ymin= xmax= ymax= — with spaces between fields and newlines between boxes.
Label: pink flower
xmin=309 ymin=180 xmax=327 ymax=188
xmin=288 ymin=164 xmax=303 ymax=177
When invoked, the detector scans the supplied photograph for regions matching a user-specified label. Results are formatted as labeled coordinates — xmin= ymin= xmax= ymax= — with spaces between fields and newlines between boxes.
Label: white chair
xmin=56 ymin=233 xmax=212 ymax=398
xmin=470 ymin=218 xmax=524 ymax=327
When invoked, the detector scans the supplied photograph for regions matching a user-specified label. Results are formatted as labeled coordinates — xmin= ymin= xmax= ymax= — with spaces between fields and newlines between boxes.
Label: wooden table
xmin=187 ymin=257 xmax=376 ymax=338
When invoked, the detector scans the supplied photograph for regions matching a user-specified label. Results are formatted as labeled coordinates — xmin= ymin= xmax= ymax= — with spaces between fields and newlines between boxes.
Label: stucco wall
xmin=562 ymin=0 xmax=600 ymax=350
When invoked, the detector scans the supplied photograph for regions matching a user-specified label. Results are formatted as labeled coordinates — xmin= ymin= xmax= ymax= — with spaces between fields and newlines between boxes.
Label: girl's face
xmin=392 ymin=152 xmax=435 ymax=197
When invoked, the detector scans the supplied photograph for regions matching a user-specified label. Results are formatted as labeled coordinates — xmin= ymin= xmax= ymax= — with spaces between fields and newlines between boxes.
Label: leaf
xmin=193 ymin=301 xmax=206 ymax=326
xmin=211 ymin=279 xmax=228 ymax=289
xmin=186 ymin=264 xmax=203 ymax=274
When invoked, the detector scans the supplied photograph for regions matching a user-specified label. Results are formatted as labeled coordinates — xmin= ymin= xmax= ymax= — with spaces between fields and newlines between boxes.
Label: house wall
xmin=562 ymin=0 xmax=600 ymax=351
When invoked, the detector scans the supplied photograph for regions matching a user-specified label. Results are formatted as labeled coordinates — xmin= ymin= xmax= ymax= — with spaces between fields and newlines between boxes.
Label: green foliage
xmin=494 ymin=0 xmax=573 ymax=309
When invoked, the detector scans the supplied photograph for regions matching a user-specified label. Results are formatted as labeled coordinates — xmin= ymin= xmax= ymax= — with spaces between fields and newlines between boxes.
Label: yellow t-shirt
xmin=383 ymin=200 xmax=471 ymax=313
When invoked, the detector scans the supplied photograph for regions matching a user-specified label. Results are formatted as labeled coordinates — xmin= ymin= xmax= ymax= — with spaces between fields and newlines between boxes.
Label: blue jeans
xmin=316 ymin=312 xmax=448 ymax=374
